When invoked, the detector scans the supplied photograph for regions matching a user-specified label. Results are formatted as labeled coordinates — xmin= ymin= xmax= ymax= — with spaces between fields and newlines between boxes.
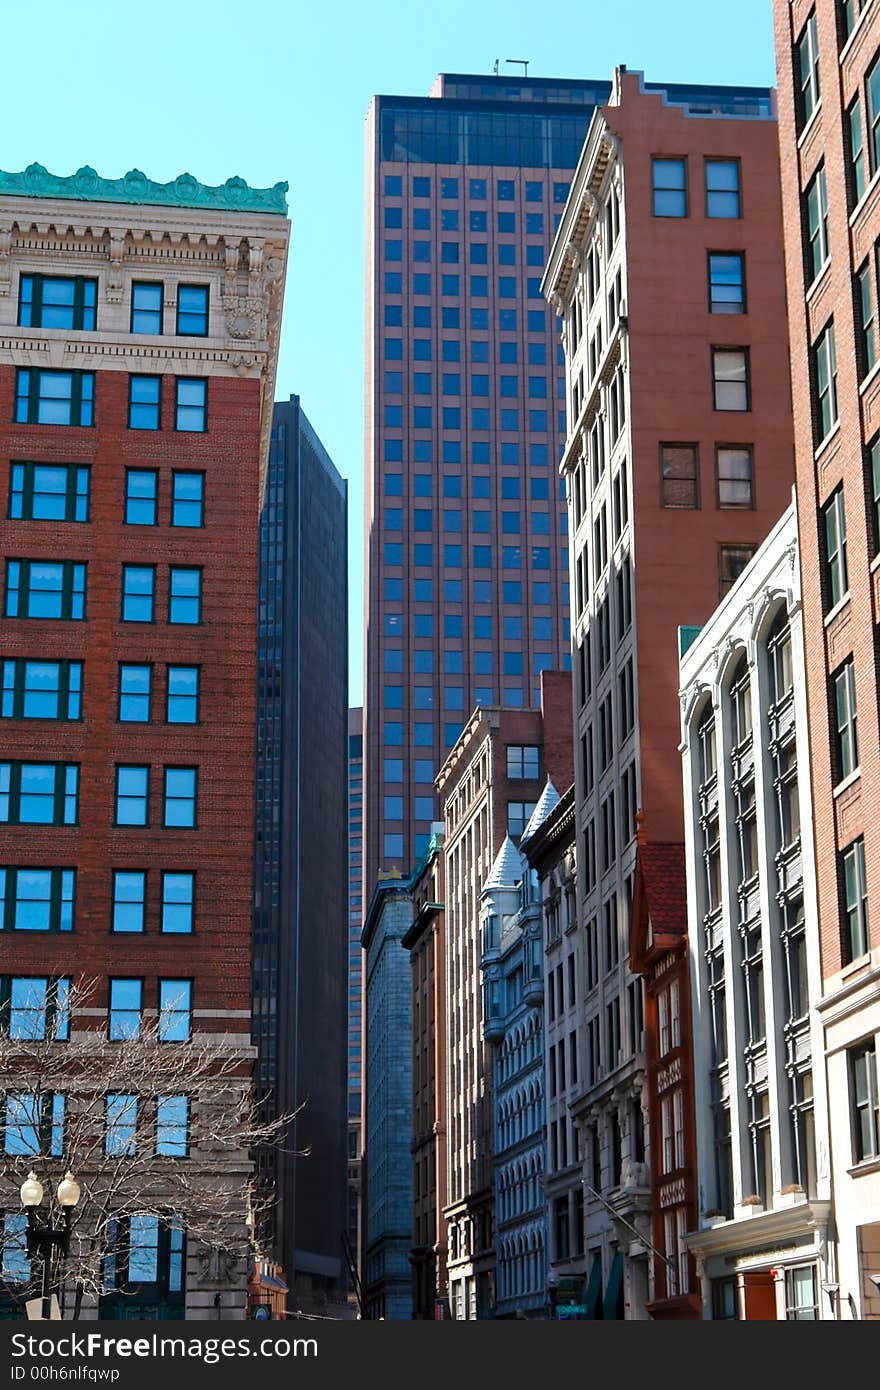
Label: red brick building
xmin=772 ymin=0 xmax=880 ymax=1317
xmin=0 ymin=165 xmax=288 ymax=1318
xmin=437 ymin=669 xmax=572 ymax=1319
xmin=543 ymin=68 xmax=796 ymax=1316
xmin=629 ymin=835 xmax=700 ymax=1319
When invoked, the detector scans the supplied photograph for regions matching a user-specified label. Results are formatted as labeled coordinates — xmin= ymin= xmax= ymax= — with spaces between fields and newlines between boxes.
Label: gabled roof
xmin=483 ymin=835 xmax=525 ymax=892
xmin=519 ymin=777 xmax=560 ymax=846
xmin=629 ymin=842 xmax=688 ymax=972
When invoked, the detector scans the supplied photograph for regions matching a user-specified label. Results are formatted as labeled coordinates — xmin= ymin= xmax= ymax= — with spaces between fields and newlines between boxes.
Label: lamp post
xmin=547 ymin=1267 xmax=559 ymax=1320
xmin=20 ymin=1170 xmax=81 ymax=1320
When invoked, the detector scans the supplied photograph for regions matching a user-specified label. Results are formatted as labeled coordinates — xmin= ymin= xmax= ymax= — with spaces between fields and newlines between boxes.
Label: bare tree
xmin=0 ymin=978 xmax=295 ymax=1317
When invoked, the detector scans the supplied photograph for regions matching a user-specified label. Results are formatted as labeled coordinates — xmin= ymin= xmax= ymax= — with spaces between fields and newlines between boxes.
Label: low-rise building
xmin=362 ymin=873 xmax=413 ymax=1320
xmin=481 ymin=826 xmax=547 ymax=1318
xmin=679 ymin=502 xmax=833 ymax=1319
xmin=522 ymin=785 xmax=585 ymax=1316
xmin=403 ymin=828 xmax=448 ymax=1319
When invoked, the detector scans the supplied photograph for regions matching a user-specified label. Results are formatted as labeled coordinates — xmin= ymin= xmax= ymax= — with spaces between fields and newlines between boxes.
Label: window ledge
xmin=859 ymin=356 xmax=880 ymax=397
xmin=849 ymin=163 xmax=880 ymax=229
xmin=823 ymin=592 xmax=851 ymax=628
xmin=847 ymin=1155 xmax=880 ymax=1179
xmin=814 ymin=419 xmax=841 ymax=463
xmin=832 ymin=768 xmax=861 ymax=799
xmin=796 ymin=101 xmax=823 ymax=152
xmin=805 ymin=260 xmax=832 ymax=304
xmin=871 ymin=552 xmax=880 ymax=575
xmin=839 ymin=2 xmax=874 ymax=65
xmin=840 ymin=951 xmax=871 ymax=980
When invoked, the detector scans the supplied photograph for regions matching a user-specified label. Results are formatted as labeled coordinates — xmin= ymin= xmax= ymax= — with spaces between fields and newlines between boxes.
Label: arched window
xmin=729 ymin=652 xmax=752 ymax=748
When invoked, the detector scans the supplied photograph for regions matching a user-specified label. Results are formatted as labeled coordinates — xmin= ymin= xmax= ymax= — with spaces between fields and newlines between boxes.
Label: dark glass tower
xmin=363 ymin=73 xmax=611 ymax=896
xmin=254 ymin=395 xmax=348 ymax=1312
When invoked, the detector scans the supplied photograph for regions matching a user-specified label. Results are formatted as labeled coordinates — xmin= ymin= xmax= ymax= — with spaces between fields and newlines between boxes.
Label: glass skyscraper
xmin=363 ymin=73 xmax=611 ymax=895
xmin=254 ymin=395 xmax=348 ymax=1312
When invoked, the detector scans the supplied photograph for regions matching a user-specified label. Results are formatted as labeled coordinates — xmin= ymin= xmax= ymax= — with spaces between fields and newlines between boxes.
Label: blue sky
xmin=4 ymin=0 xmax=777 ymax=701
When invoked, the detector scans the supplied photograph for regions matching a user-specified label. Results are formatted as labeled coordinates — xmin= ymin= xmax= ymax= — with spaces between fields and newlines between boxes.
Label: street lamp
xmin=547 ymin=1268 xmax=559 ymax=1320
xmin=20 ymin=1171 xmax=81 ymax=1320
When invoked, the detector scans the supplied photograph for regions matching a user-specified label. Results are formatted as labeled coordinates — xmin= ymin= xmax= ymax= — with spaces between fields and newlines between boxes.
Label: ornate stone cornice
xmin=0 ymin=163 xmax=288 ymax=215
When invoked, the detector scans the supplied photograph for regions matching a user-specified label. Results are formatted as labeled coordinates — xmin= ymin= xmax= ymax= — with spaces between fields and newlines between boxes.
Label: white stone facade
xmin=680 ymin=501 xmax=835 ymax=1318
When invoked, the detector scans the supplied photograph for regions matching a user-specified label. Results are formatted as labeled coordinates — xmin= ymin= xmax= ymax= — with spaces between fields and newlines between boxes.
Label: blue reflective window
xmin=119 ymin=665 xmax=151 ymax=722
xmin=172 ymin=472 xmax=204 ymax=527
xmin=125 ymin=470 xmax=157 ymax=525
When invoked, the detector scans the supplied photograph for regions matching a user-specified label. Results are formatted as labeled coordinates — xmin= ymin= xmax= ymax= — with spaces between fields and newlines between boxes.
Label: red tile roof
xmin=637 ymin=842 xmax=687 ymax=941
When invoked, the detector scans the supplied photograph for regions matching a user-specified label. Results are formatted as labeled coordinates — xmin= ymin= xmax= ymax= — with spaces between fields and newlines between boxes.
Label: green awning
xmin=584 ymin=1254 xmax=603 ymax=1320
xmin=602 ymin=1251 xmax=624 ymax=1320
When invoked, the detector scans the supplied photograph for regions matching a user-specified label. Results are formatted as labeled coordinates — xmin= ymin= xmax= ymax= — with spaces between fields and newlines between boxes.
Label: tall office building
xmin=347 ymin=706 xmax=364 ymax=1297
xmin=544 ymin=69 xmax=795 ymax=1317
xmin=772 ymin=0 xmax=880 ymax=1318
xmin=254 ymin=395 xmax=348 ymax=1314
xmin=0 ymin=161 xmax=288 ymax=1318
xmin=363 ymin=72 xmax=613 ymax=896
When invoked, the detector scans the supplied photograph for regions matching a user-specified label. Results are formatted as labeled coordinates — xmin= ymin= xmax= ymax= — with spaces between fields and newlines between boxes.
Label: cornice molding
xmin=0 ymin=163 xmax=288 ymax=216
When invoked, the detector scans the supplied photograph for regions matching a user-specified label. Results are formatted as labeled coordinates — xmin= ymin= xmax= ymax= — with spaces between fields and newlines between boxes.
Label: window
xmin=785 ymin=1265 xmax=819 ymax=1321
xmin=162 ymin=873 xmax=194 ymax=934
xmin=4 ymin=1092 xmax=65 ymax=1157
xmin=805 ymin=167 xmax=829 ymax=282
xmin=708 ymin=253 xmax=745 ymax=313
xmin=19 ymin=274 xmax=97 ymax=331
xmin=128 ymin=376 xmax=161 ymax=430
xmin=0 ymin=867 xmax=75 ymax=932
xmin=113 ymin=871 xmax=146 ymax=934
xmin=815 ymin=319 xmax=839 ymax=442
xmin=106 ymin=1094 xmax=138 ymax=1155
xmin=2 ymin=977 xmax=70 ymax=1040
xmin=833 ymin=659 xmax=859 ymax=783
xmin=166 ymin=666 xmax=198 ymax=723
xmin=109 ymin=979 xmax=142 ymax=1040
xmin=857 ymin=261 xmax=877 ymax=377
xmin=119 ymin=665 xmax=151 ymax=722
xmin=8 ymin=462 xmax=89 ymax=522
xmin=125 ymin=469 xmax=158 ymax=525
xmin=508 ymin=801 xmax=537 ymax=838
xmin=507 ymin=745 xmax=540 ymax=780
xmin=18 ymin=273 xmax=97 ymax=330
xmin=15 ymin=369 xmax=94 ymax=426
xmin=156 ymin=1096 xmax=189 ymax=1156
xmin=2 ymin=659 xmax=82 ymax=720
xmin=705 ymin=159 xmax=741 ymax=218
xmin=823 ymin=486 xmax=848 ymax=608
xmin=712 ymin=348 xmax=749 ymax=410
xmin=850 ymin=1040 xmax=879 ymax=1162
xmin=176 ymin=285 xmax=209 ymax=336
xmin=163 ymin=767 xmax=197 ymax=827
xmin=5 ymin=559 xmax=86 ymax=620
xmin=848 ymin=97 xmax=866 ymax=206
xmin=172 ymin=472 xmax=204 ymax=527
xmin=660 ymin=444 xmax=699 ymax=508
xmin=860 ymin=38 xmax=880 ymax=134
xmin=0 ymin=762 xmax=78 ymax=825
xmin=158 ymin=980 xmax=191 ymax=1041
xmin=115 ymin=765 xmax=149 ymax=826
xmin=798 ymin=12 xmax=820 ymax=127
xmin=652 ymin=158 xmax=687 ymax=216
xmin=841 ymin=838 xmax=869 ymax=961
xmin=131 ymin=282 xmax=163 ymax=334
xmin=175 ymin=378 xmax=206 ymax=432
xmin=716 ymin=447 xmax=753 ymax=507
xmin=168 ymin=568 xmax=201 ymax=624
xmin=121 ymin=565 xmax=154 ymax=622
xmin=719 ymin=544 xmax=756 ymax=598
xmin=842 ymin=0 xmax=868 ymax=40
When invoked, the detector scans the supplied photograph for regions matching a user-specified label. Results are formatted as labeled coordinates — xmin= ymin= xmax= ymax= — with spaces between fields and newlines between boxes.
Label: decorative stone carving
xmin=196 ymin=1245 xmax=241 ymax=1287
xmin=0 ymin=224 xmax=12 ymax=296
xmin=106 ymin=234 xmax=125 ymax=303
xmin=225 ymin=298 xmax=260 ymax=339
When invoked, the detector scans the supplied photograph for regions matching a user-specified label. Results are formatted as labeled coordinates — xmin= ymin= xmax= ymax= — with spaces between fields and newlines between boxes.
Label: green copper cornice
xmin=0 ymin=163 xmax=288 ymax=216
